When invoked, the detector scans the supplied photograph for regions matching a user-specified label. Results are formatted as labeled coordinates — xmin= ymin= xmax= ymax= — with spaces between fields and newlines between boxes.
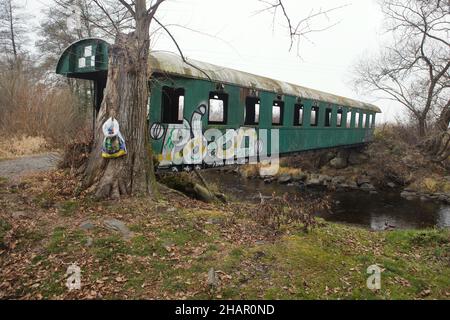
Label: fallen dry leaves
xmin=0 ymin=169 xmax=279 ymax=300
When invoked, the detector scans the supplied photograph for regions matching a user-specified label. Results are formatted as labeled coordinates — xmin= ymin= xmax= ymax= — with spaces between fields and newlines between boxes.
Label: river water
xmin=203 ymin=171 xmax=450 ymax=231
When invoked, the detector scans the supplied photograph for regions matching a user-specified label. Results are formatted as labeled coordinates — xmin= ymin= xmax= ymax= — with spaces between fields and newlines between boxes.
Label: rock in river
xmin=400 ymin=191 xmax=417 ymax=201
xmin=330 ymin=157 xmax=348 ymax=169
xmin=277 ymin=174 xmax=292 ymax=184
xmin=360 ymin=183 xmax=376 ymax=192
xmin=348 ymin=152 xmax=369 ymax=165
xmin=387 ymin=182 xmax=396 ymax=188
xmin=357 ymin=176 xmax=371 ymax=186
xmin=292 ymin=173 xmax=308 ymax=182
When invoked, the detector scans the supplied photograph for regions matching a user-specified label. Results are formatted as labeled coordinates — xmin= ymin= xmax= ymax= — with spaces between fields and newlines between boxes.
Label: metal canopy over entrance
xmin=56 ymin=38 xmax=109 ymax=114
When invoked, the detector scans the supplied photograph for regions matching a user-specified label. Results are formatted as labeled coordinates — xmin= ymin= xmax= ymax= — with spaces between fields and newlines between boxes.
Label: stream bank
xmin=202 ymin=169 xmax=450 ymax=231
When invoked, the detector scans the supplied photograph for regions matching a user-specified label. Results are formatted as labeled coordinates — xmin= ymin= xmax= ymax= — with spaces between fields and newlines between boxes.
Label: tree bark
xmin=418 ymin=117 xmax=427 ymax=138
xmin=83 ymin=26 xmax=157 ymax=199
xmin=437 ymin=105 xmax=450 ymax=132
xmin=8 ymin=0 xmax=17 ymax=61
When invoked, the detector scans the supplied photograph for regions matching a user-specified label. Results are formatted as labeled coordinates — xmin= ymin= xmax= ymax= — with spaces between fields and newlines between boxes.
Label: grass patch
xmin=409 ymin=230 xmax=449 ymax=246
xmin=386 ymin=229 xmax=449 ymax=248
xmin=0 ymin=176 xmax=8 ymax=187
xmin=47 ymin=227 xmax=85 ymax=254
xmin=212 ymin=225 xmax=450 ymax=300
xmin=39 ymin=270 xmax=66 ymax=298
xmin=91 ymin=235 xmax=128 ymax=261
xmin=129 ymin=235 xmax=153 ymax=256
xmin=58 ymin=200 xmax=79 ymax=217
xmin=0 ymin=218 xmax=11 ymax=240
xmin=18 ymin=229 xmax=47 ymax=247
xmin=33 ymin=192 xmax=54 ymax=209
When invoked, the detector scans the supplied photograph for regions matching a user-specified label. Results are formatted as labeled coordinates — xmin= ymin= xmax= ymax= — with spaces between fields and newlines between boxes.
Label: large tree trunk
xmin=83 ymin=26 xmax=157 ymax=199
xmin=420 ymin=105 xmax=450 ymax=162
xmin=418 ymin=117 xmax=427 ymax=137
xmin=8 ymin=0 xmax=18 ymax=61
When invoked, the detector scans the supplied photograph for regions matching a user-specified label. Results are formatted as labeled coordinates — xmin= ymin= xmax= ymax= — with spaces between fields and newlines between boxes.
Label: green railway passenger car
xmin=56 ymin=38 xmax=381 ymax=170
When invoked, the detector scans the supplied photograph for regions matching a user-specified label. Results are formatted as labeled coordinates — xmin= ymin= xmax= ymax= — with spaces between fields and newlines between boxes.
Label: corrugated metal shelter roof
xmin=149 ymin=51 xmax=381 ymax=113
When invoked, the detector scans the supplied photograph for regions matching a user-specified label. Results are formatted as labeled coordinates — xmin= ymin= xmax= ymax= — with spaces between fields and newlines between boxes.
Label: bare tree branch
xmin=153 ymin=16 xmax=212 ymax=81
xmin=353 ymin=0 xmax=450 ymax=137
xmin=257 ymin=0 xmax=349 ymax=55
xmin=117 ymin=0 xmax=135 ymax=18
xmin=91 ymin=0 xmax=120 ymax=33
xmin=147 ymin=0 xmax=166 ymax=18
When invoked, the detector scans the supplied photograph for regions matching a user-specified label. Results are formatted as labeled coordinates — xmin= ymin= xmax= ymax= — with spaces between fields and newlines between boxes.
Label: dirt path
xmin=0 ymin=153 xmax=61 ymax=181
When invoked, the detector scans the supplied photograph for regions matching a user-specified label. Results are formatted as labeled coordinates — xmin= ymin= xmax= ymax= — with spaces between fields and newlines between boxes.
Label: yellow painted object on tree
xmin=102 ymin=118 xmax=127 ymax=159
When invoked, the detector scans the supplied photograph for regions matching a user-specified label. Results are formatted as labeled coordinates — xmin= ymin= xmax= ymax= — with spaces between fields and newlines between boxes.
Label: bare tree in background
xmin=36 ymin=0 xmax=105 ymax=115
xmin=257 ymin=0 xmax=348 ymax=55
xmin=62 ymin=0 xmax=344 ymax=199
xmin=0 ymin=0 xmax=28 ymax=65
xmin=37 ymin=0 xmax=136 ymax=72
xmin=36 ymin=0 xmax=100 ymax=72
xmin=353 ymin=0 xmax=450 ymax=141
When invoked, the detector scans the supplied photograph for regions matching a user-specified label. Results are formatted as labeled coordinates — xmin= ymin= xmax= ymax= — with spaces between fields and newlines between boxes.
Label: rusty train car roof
xmin=55 ymin=38 xmax=380 ymax=113
xmin=149 ymin=51 xmax=381 ymax=113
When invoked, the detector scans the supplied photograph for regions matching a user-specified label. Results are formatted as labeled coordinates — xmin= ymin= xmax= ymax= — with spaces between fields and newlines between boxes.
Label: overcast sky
xmin=23 ymin=0 xmax=401 ymax=123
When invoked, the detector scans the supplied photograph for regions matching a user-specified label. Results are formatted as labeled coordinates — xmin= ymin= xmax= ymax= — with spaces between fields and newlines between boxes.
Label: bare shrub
xmin=59 ymin=127 xmax=93 ymax=172
xmin=382 ymin=121 xmax=421 ymax=146
xmin=0 ymin=64 xmax=90 ymax=150
xmin=251 ymin=193 xmax=329 ymax=232
xmin=280 ymin=149 xmax=341 ymax=171
xmin=367 ymin=123 xmax=446 ymax=186
xmin=0 ymin=136 xmax=49 ymax=158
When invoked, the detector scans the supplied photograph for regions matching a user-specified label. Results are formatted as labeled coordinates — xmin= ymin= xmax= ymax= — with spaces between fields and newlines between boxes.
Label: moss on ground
xmin=227 ymin=225 xmax=449 ymax=299
xmin=36 ymin=212 xmax=448 ymax=300
xmin=0 ymin=218 xmax=11 ymax=244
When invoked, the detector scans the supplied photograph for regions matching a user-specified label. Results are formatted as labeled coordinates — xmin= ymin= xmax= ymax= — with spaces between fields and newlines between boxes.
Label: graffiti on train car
xmin=150 ymin=104 xmax=279 ymax=175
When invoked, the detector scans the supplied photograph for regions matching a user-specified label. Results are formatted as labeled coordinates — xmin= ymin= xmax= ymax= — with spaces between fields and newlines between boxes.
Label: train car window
xmin=293 ymin=104 xmax=304 ymax=126
xmin=325 ymin=107 xmax=332 ymax=127
xmin=272 ymin=101 xmax=284 ymax=125
xmin=337 ymin=109 xmax=343 ymax=127
xmin=310 ymin=107 xmax=319 ymax=127
xmin=362 ymin=113 xmax=367 ymax=128
xmin=208 ymin=92 xmax=228 ymax=124
xmin=161 ymin=86 xmax=185 ymax=124
xmin=346 ymin=111 xmax=352 ymax=128
xmin=369 ymin=114 xmax=374 ymax=128
xmin=178 ymin=96 xmax=184 ymax=122
xmin=244 ymin=97 xmax=260 ymax=125
xmin=355 ymin=112 xmax=360 ymax=128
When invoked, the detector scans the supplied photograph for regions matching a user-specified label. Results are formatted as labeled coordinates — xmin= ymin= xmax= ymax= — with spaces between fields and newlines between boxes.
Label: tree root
xmin=157 ymin=182 xmax=189 ymax=199
xmin=419 ymin=130 xmax=450 ymax=163
xmin=193 ymin=169 xmax=227 ymax=203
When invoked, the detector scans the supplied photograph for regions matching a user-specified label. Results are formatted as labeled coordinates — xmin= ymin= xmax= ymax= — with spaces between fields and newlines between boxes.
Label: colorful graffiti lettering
xmin=150 ymin=104 xmax=279 ymax=173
